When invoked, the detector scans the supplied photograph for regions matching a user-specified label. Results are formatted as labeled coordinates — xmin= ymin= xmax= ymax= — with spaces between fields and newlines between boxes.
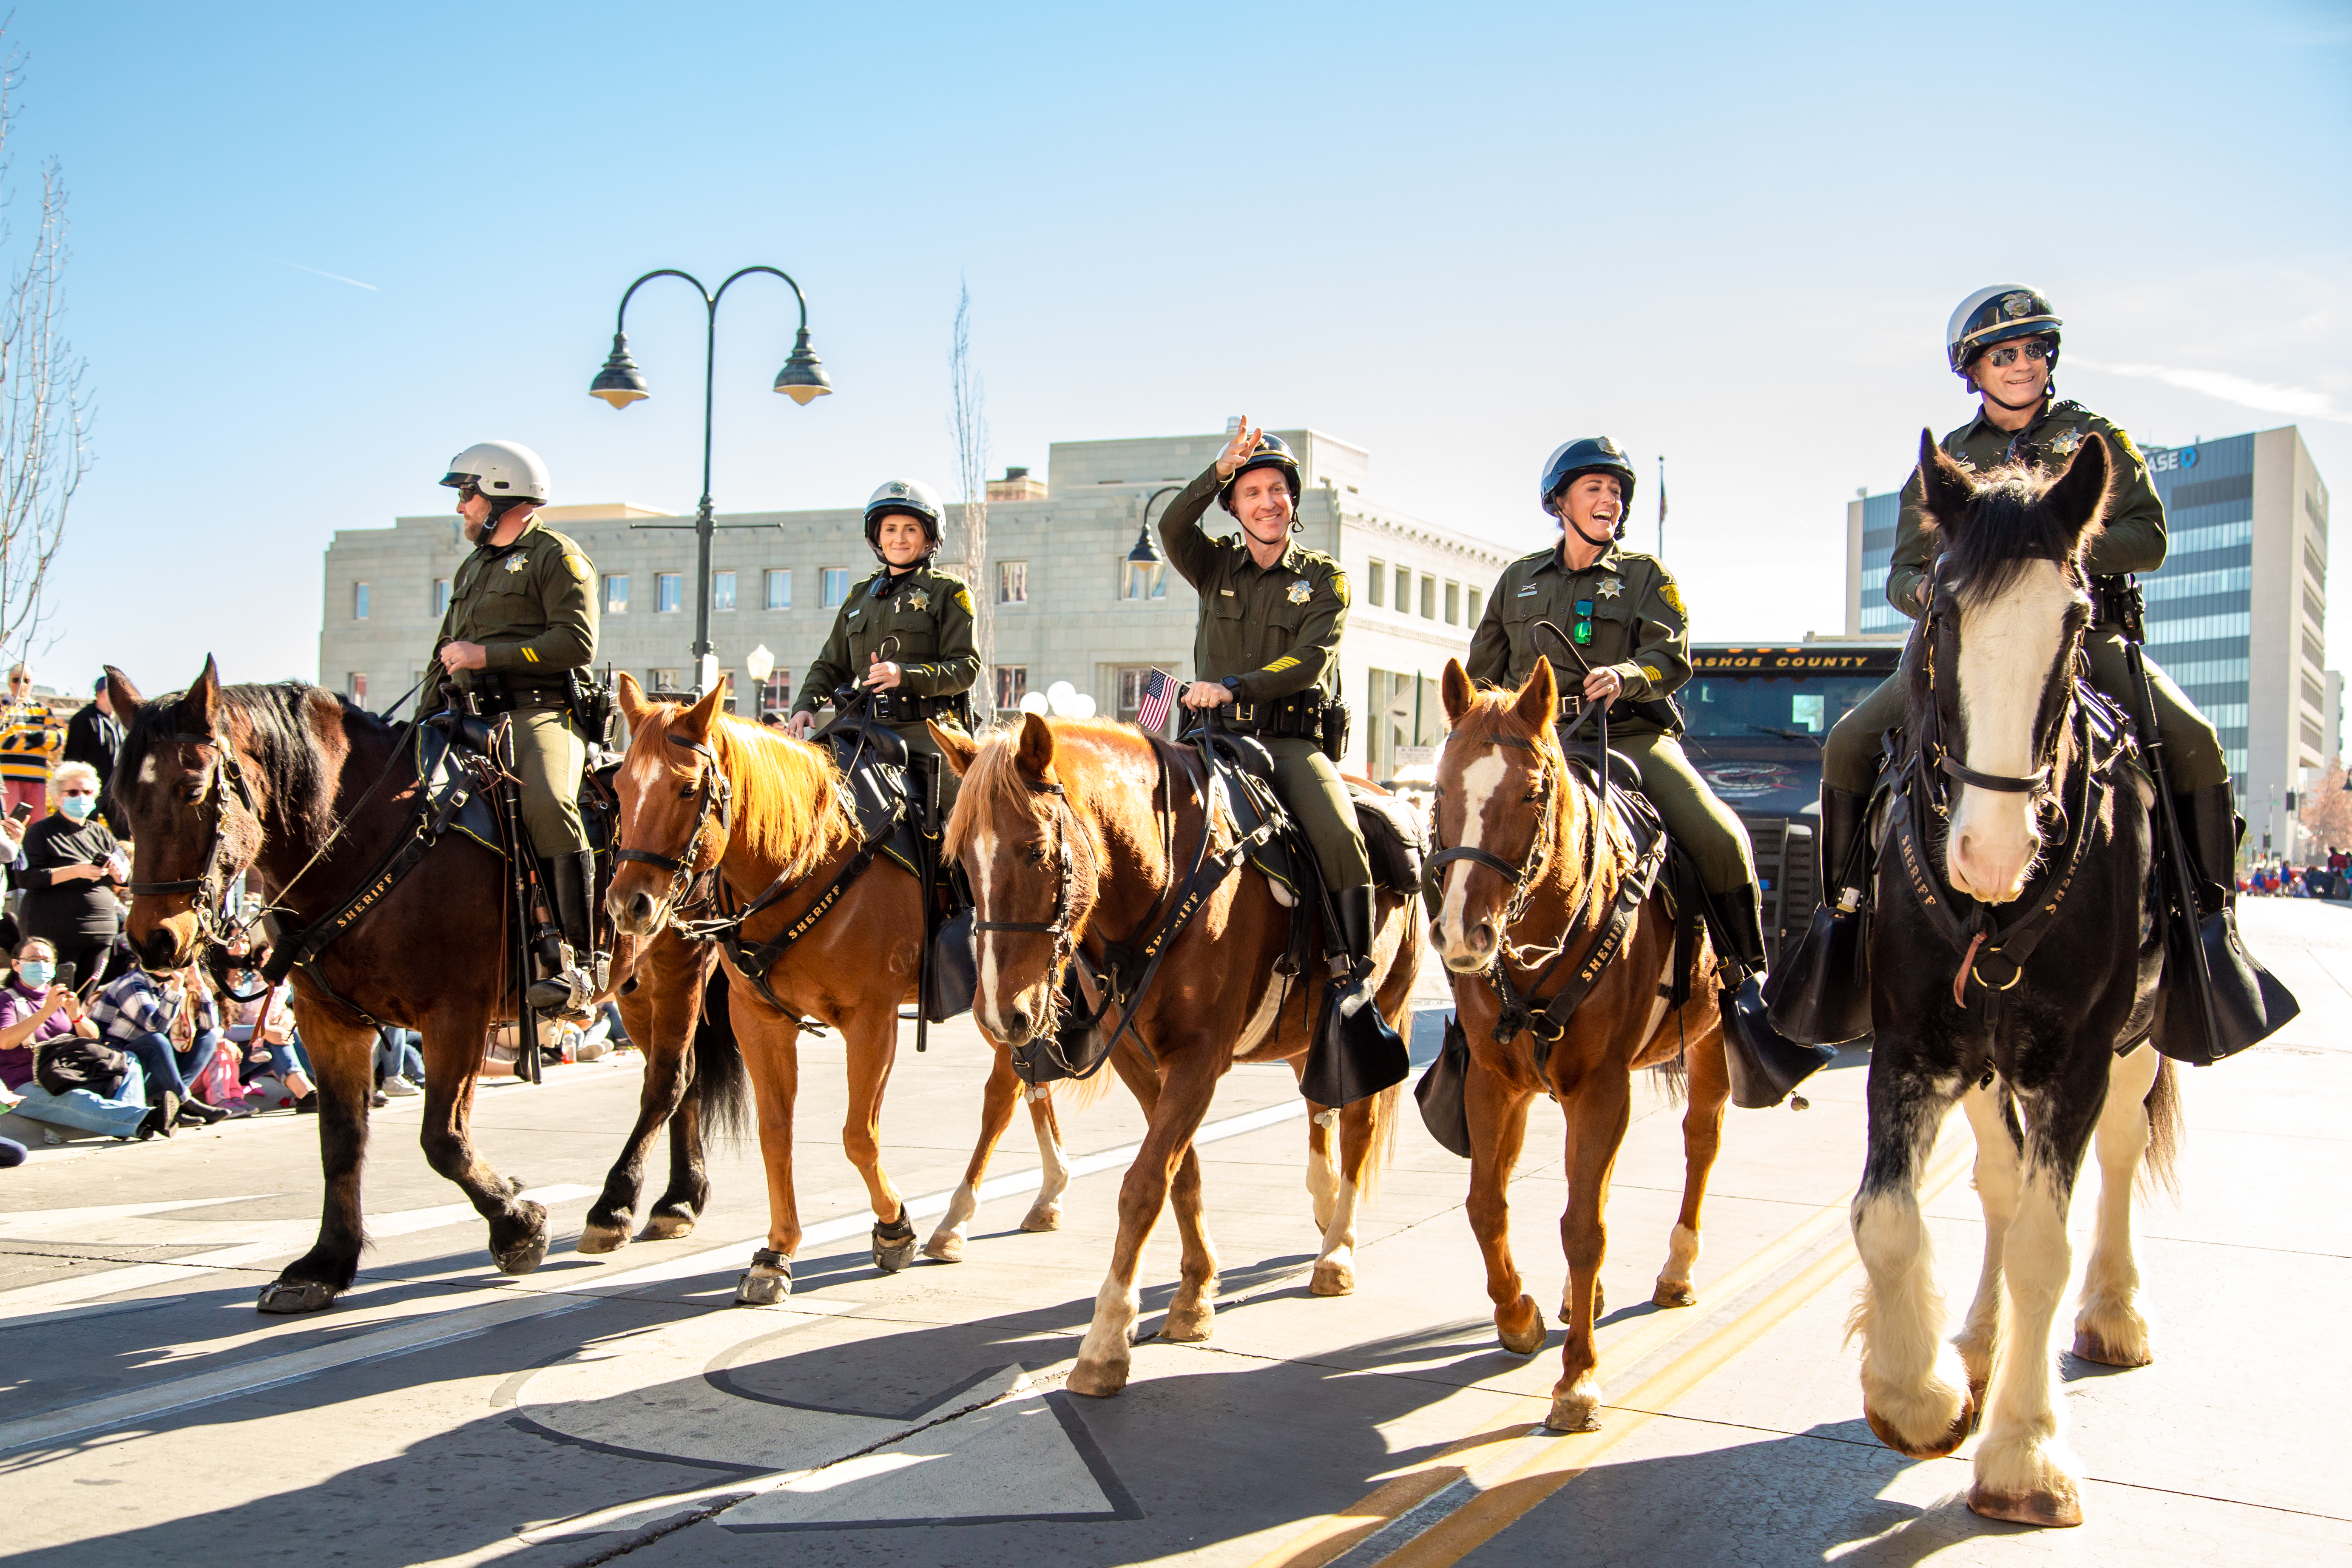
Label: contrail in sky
xmin=2071 ymin=358 xmax=2348 ymax=425
xmin=254 ymin=254 xmax=379 ymax=291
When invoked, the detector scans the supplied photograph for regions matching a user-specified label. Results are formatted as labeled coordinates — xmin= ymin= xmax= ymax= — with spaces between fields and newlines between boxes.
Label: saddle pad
xmin=1353 ymin=790 xmax=1426 ymax=900
xmin=412 ymin=724 xmax=508 ymax=858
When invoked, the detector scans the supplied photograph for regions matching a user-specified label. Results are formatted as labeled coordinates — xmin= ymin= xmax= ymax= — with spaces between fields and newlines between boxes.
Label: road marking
xmin=0 ymin=1089 xmax=1310 ymax=1458
xmin=1247 ymin=1136 xmax=1976 ymax=1568
xmin=0 ymin=1185 xmax=602 ymax=1325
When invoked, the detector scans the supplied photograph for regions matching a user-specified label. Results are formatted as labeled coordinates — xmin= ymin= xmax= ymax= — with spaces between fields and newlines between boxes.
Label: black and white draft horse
xmin=1848 ymin=432 xmax=2182 ymax=1529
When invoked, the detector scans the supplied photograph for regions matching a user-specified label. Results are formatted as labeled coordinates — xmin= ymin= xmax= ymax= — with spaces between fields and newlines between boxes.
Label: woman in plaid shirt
xmin=88 ymin=964 xmax=234 ymax=1126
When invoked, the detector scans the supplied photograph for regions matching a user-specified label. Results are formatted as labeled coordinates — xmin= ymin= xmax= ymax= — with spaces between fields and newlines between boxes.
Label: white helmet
xmin=440 ymin=440 xmax=552 ymax=503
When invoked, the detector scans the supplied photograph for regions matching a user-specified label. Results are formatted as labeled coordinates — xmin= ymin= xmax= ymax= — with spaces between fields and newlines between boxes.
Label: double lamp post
xmin=588 ymin=265 xmax=831 ymax=706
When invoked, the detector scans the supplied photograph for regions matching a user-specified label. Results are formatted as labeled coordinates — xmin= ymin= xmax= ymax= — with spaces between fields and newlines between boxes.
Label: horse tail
xmin=1352 ymin=1079 xmax=1406 ymax=1209
xmin=2139 ymin=1052 xmax=2184 ymax=1199
xmin=1650 ymin=1052 xmax=1690 ymax=1108
xmin=691 ymin=969 xmax=753 ymax=1146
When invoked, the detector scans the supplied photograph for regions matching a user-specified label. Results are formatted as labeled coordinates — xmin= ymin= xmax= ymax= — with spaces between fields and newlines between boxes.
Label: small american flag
xmin=1134 ymin=668 xmax=1177 ymax=736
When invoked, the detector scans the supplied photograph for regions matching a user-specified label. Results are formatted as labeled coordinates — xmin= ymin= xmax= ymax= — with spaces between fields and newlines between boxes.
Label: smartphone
xmin=55 ymin=961 xmax=76 ymax=992
xmin=7 ymin=801 xmax=31 ymax=823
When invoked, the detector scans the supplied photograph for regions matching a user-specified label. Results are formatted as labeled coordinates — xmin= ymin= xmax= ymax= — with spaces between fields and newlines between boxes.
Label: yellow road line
xmin=1246 ymin=1134 xmax=1975 ymax=1568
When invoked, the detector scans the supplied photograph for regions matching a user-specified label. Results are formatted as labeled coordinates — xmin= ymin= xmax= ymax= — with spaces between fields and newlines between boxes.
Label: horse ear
xmin=1511 ymin=657 xmax=1558 ymax=733
xmin=929 ymin=720 xmax=982 ymax=778
xmin=1917 ymin=428 xmax=1974 ymax=534
xmin=1014 ymin=711 xmax=1057 ymax=780
xmin=615 ymin=671 xmax=650 ymax=725
xmin=677 ymin=680 xmax=727 ymax=741
xmin=104 ymin=666 xmax=144 ymax=727
xmin=176 ymin=654 xmax=222 ymax=737
xmin=2042 ymin=430 xmax=2112 ymax=548
xmin=1440 ymin=659 xmax=1474 ymax=723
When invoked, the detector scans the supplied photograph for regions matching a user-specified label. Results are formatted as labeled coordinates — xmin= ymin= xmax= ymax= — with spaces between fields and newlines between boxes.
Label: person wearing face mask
xmin=16 ymin=760 xmax=124 ymax=994
xmin=0 ymin=938 xmax=88 ymax=1092
xmin=1466 ymin=437 xmax=1832 ymax=1107
xmin=1160 ymin=421 xmax=1408 ymax=1107
xmin=788 ymin=478 xmax=980 ymax=812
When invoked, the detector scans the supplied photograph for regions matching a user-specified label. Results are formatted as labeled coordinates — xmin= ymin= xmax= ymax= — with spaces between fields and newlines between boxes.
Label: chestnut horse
xmin=935 ymin=714 xmax=1417 ymax=1398
xmin=603 ymin=676 xmax=1071 ymax=1301
xmin=1429 ymin=658 xmax=1733 ymax=1433
xmin=105 ymin=660 xmax=682 ymax=1310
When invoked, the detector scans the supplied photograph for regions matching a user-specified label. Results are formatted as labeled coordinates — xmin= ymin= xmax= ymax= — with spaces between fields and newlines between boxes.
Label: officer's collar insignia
xmin=1287 ymin=579 xmax=1312 ymax=605
xmin=503 ymin=555 xmax=528 ymax=574
xmin=907 ymin=589 xmax=929 ymax=612
xmin=1597 ymin=577 xmax=1623 ymax=598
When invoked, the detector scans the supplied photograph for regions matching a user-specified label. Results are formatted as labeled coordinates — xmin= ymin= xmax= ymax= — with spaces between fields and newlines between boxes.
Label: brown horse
xmin=935 ymin=713 xmax=1417 ymax=1398
xmin=104 ymin=660 xmax=682 ymax=1311
xmin=1429 ymin=658 xmax=1733 ymax=1432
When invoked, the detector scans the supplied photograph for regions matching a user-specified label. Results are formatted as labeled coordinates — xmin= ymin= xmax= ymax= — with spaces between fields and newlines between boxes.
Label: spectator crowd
xmin=0 ymin=666 xmax=631 ymax=1166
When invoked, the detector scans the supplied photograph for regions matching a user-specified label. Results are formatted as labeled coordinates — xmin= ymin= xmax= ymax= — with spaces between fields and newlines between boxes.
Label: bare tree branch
xmin=0 ymin=45 xmax=90 ymax=667
xmin=947 ymin=279 xmax=991 ymax=724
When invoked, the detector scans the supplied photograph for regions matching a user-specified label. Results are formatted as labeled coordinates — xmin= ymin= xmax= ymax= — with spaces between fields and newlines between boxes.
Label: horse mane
xmin=1925 ymin=463 xmax=2099 ymax=610
xmin=945 ymin=717 xmax=1140 ymax=861
xmin=117 ymin=680 xmax=383 ymax=842
xmin=645 ymin=704 xmax=858 ymax=877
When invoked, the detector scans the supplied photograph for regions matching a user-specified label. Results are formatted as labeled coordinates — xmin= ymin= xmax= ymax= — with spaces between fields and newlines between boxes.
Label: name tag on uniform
xmin=1220 ymin=588 xmax=1235 ymax=597
xmin=1517 ymin=584 xmax=1538 ymax=597
xmin=847 ymin=608 xmax=861 ymax=619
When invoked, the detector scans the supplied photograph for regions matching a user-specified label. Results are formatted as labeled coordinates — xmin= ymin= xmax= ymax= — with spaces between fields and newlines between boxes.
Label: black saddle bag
xmin=2153 ymin=907 xmax=2300 ymax=1065
xmin=923 ymin=908 xmax=977 ymax=1024
xmin=1414 ymin=1016 xmax=1474 ymax=1159
xmin=1762 ymin=898 xmax=1872 ymax=1047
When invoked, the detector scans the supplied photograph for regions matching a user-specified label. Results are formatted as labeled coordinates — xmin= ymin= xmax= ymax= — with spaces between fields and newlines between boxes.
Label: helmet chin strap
xmin=1563 ymin=511 xmax=1619 ymax=548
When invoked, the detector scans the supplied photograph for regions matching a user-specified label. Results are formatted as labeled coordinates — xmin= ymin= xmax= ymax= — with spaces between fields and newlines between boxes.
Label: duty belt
xmin=1226 ymin=693 xmax=1320 ymax=739
xmin=869 ymin=691 xmax=960 ymax=724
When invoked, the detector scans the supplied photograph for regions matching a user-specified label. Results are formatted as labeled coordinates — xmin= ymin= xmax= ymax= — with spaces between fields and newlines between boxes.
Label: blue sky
xmin=12 ymin=0 xmax=2351 ymax=693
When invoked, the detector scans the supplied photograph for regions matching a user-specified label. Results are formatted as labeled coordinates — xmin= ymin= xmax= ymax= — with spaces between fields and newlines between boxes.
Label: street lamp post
xmin=1125 ymin=486 xmax=1179 ymax=600
xmin=590 ymin=266 xmax=832 ymax=696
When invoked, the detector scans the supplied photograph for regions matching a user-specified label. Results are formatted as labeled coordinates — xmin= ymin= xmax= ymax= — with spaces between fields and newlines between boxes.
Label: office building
xmin=319 ymin=429 xmax=1514 ymax=779
xmin=1844 ymin=423 xmax=2335 ymax=858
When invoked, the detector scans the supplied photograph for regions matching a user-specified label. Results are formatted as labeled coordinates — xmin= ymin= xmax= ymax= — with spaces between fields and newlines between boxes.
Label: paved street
xmin=2 ymin=900 xmax=2346 ymax=1567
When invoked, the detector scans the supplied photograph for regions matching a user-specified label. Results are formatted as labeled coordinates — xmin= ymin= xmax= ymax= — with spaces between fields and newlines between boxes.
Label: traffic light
xmin=2285 ymin=791 xmax=2298 ymax=812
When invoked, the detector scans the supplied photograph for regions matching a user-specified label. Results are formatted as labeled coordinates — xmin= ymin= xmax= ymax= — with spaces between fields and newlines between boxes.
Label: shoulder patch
xmin=562 ymin=552 xmax=590 ymax=582
xmin=1328 ymin=569 xmax=1349 ymax=607
xmin=954 ymin=588 xmax=973 ymax=615
xmin=1659 ymin=580 xmax=1686 ymax=618
xmin=2105 ymin=424 xmax=2143 ymax=465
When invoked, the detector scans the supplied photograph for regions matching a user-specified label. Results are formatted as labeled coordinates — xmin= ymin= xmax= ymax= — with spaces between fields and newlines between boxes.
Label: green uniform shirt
xmin=1886 ymin=397 xmax=2163 ymax=623
xmin=427 ymin=518 xmax=598 ymax=708
xmin=1466 ymin=541 xmax=1691 ymax=738
xmin=795 ymin=562 xmax=980 ymax=716
xmin=1159 ymin=461 xmax=1349 ymax=706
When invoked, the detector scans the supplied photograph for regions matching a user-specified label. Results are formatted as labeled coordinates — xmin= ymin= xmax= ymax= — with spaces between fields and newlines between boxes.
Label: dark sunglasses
xmin=1985 ymin=340 xmax=2054 ymax=367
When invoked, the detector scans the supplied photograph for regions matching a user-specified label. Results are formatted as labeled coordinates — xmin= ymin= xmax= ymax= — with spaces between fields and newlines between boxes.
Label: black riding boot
xmin=1301 ymin=886 xmax=1411 ymax=1109
xmin=1709 ymin=889 xmax=1838 ymax=1110
xmin=2173 ymin=784 xmax=2240 ymax=915
xmin=1762 ymin=787 xmax=1874 ymax=1047
xmin=525 ymin=851 xmax=604 ymax=1019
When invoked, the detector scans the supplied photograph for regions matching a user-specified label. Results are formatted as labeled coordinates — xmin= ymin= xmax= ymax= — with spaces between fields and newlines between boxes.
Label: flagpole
xmin=1656 ymin=456 xmax=1667 ymax=555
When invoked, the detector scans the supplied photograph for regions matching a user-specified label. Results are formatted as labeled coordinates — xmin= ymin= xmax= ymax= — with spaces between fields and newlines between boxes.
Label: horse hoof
xmin=1020 ymin=1202 xmax=1062 ymax=1233
xmin=495 ymin=1233 xmax=550 ymax=1276
xmin=872 ymin=1236 xmax=917 ymax=1273
xmin=1968 ymin=1482 xmax=2082 ymax=1528
xmin=736 ymin=1270 xmax=791 ymax=1306
xmin=923 ymin=1232 xmax=966 ymax=1263
xmin=639 ymin=1210 xmax=697 ymax=1241
xmin=256 ymin=1280 xmax=338 ymax=1315
xmin=1498 ymin=1295 xmax=1547 ymax=1356
xmin=576 ymin=1220 xmax=631 ymax=1256
xmin=1863 ymin=1392 xmax=1975 ymax=1460
xmin=1067 ymin=1359 xmax=1129 ymax=1398
xmin=2071 ymin=1326 xmax=2153 ymax=1368
xmin=1546 ymin=1385 xmax=1603 ymax=1434
xmin=1310 ymin=1259 xmax=1356 ymax=1297
xmin=1162 ymin=1304 xmax=1215 ymax=1342
xmin=1652 ymin=1278 xmax=1696 ymax=1309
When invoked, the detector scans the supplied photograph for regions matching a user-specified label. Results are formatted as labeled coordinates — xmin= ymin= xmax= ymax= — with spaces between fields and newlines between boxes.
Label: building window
xmin=1394 ymin=564 xmax=1411 ymax=613
xmin=656 ymin=572 xmax=685 ymax=614
xmin=764 ymin=568 xmax=792 ymax=610
xmin=1444 ymin=581 xmax=1460 ymax=625
xmin=713 ymin=570 xmax=737 ymax=612
xmin=1466 ymin=587 xmax=1484 ymax=625
xmin=760 ymin=670 xmax=792 ymax=716
xmin=1368 ymin=559 xmax=1386 ymax=608
xmin=995 ymin=666 xmax=1028 ymax=710
xmin=352 ymin=582 xmax=369 ymax=620
xmin=603 ymin=574 xmax=629 ymax=614
xmin=1419 ymin=575 xmax=1436 ymax=619
xmin=999 ymin=561 xmax=1029 ymax=604
xmin=649 ymin=669 xmax=681 ymax=693
xmin=821 ymin=568 xmax=849 ymax=608
xmin=346 ymin=672 xmax=367 ymax=702
xmin=432 ymin=578 xmax=451 ymax=616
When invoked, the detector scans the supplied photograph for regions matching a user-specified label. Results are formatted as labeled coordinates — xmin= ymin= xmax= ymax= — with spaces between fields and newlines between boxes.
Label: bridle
xmin=969 ymin=777 xmax=1084 ymax=979
xmin=1912 ymin=571 xmax=2076 ymax=818
xmin=125 ymin=728 xmax=262 ymax=947
xmin=1425 ymin=730 xmax=1560 ymax=934
xmin=614 ymin=732 xmax=733 ymax=915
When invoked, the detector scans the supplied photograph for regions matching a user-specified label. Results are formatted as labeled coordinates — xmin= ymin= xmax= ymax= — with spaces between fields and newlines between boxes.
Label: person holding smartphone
xmin=17 ymin=761 xmax=125 ymax=991
xmin=0 ymin=938 xmax=89 ymax=1092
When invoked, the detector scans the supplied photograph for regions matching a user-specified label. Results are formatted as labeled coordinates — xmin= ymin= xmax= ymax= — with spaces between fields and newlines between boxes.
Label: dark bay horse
xmin=1429 ymin=658 xmax=1732 ymax=1433
xmin=1849 ymin=432 xmax=2179 ymax=1528
xmin=106 ymin=659 xmax=662 ymax=1311
xmin=935 ymin=713 xmax=1417 ymax=1398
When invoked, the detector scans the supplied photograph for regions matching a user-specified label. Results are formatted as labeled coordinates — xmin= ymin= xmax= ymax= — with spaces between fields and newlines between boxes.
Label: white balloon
xmin=1018 ymin=691 xmax=1050 ymax=716
xmin=1045 ymin=680 xmax=1077 ymax=704
xmin=1071 ymin=694 xmax=1096 ymax=719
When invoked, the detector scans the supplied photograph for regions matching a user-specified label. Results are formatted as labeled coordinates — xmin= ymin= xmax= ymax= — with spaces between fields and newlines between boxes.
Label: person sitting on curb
xmin=87 ymin=962 xmax=240 ymax=1126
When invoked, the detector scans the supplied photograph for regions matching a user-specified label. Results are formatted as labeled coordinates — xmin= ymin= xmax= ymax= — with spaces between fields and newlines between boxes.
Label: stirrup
xmin=525 ymin=966 xmax=597 ymax=1019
